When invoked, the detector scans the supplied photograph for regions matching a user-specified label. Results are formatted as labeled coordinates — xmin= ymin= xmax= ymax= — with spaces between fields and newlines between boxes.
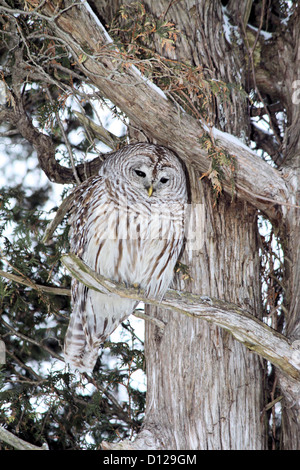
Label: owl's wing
xmin=64 ymin=176 xmax=137 ymax=373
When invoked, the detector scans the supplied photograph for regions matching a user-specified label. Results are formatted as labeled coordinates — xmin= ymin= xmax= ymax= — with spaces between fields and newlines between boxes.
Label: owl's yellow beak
xmin=147 ymin=185 xmax=153 ymax=197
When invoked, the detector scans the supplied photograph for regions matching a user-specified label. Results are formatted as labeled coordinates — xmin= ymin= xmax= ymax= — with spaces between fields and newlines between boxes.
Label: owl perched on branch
xmin=64 ymin=143 xmax=188 ymax=372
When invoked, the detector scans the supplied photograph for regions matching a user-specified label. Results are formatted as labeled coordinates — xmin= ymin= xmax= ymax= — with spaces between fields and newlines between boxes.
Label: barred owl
xmin=64 ymin=143 xmax=188 ymax=372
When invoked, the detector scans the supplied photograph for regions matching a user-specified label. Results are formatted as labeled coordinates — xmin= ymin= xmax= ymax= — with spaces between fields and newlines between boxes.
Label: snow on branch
xmin=35 ymin=0 xmax=290 ymax=222
xmin=62 ymin=253 xmax=300 ymax=382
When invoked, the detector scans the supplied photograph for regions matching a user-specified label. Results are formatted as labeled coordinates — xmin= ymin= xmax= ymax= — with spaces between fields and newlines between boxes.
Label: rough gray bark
xmin=61 ymin=251 xmax=300 ymax=449
xmin=280 ymin=162 xmax=300 ymax=449
xmin=143 ymin=171 xmax=266 ymax=449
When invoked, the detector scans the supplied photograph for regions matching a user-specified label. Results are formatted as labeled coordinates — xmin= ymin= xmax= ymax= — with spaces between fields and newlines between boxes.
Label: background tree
xmin=0 ymin=0 xmax=299 ymax=450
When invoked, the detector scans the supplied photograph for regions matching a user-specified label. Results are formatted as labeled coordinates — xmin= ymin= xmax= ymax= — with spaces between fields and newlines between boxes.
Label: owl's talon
xmin=133 ymin=282 xmax=142 ymax=294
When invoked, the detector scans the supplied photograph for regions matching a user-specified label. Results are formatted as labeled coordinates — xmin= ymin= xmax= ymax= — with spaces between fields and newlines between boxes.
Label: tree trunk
xmin=279 ymin=162 xmax=300 ymax=450
xmin=142 ymin=171 xmax=266 ymax=449
xmin=125 ymin=0 xmax=266 ymax=448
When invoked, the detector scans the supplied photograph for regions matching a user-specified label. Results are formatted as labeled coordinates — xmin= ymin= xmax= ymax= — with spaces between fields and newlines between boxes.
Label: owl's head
xmin=101 ymin=143 xmax=188 ymax=202
xmin=130 ymin=158 xmax=178 ymax=198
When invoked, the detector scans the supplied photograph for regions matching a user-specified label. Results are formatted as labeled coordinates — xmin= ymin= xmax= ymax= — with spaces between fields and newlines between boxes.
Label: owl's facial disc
xmin=130 ymin=159 xmax=176 ymax=197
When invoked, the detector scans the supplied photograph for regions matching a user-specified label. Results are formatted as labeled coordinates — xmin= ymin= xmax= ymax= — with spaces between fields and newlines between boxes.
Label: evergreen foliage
xmin=0 ymin=178 xmax=145 ymax=449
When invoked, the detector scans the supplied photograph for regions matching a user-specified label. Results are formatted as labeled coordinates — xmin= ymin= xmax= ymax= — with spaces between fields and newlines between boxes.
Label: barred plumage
xmin=64 ymin=143 xmax=188 ymax=372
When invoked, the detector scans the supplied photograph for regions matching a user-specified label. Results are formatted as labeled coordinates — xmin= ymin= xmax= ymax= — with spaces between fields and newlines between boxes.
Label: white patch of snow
xmin=131 ymin=65 xmax=168 ymax=100
xmin=222 ymin=6 xmax=243 ymax=45
xmin=82 ymin=1 xmax=113 ymax=44
xmin=200 ymin=119 xmax=256 ymax=155
xmin=222 ymin=7 xmax=233 ymax=44
xmin=247 ymin=24 xmax=273 ymax=41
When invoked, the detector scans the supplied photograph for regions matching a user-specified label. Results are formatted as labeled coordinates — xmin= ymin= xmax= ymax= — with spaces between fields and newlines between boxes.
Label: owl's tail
xmin=64 ymin=308 xmax=99 ymax=374
xmin=64 ymin=289 xmax=137 ymax=373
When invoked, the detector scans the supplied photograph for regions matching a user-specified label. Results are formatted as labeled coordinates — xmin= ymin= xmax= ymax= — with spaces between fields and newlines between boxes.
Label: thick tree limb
xmin=61 ymin=253 xmax=300 ymax=381
xmin=32 ymin=0 xmax=290 ymax=221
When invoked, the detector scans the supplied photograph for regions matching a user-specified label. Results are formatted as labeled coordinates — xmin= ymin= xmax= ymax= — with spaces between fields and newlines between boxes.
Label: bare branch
xmin=46 ymin=88 xmax=81 ymax=184
xmin=0 ymin=101 xmax=102 ymax=184
xmin=240 ymin=7 xmax=282 ymax=147
xmin=0 ymin=426 xmax=49 ymax=450
xmin=61 ymin=253 xmax=300 ymax=382
xmin=0 ymin=269 xmax=70 ymax=296
xmin=73 ymin=110 xmax=124 ymax=150
xmin=42 ymin=191 xmax=76 ymax=244
xmin=0 ymin=317 xmax=64 ymax=362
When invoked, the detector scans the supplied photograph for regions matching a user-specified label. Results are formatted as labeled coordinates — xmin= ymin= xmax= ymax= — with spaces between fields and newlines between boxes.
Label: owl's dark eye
xmin=134 ymin=169 xmax=146 ymax=178
xmin=160 ymin=177 xmax=169 ymax=184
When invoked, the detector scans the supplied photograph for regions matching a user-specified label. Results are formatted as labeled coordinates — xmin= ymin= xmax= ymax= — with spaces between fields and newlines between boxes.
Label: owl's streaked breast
xmin=81 ymin=180 xmax=185 ymax=298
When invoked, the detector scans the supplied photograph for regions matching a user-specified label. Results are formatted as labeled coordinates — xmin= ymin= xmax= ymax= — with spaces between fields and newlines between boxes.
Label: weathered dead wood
xmin=61 ymin=253 xmax=300 ymax=382
xmin=0 ymin=426 xmax=49 ymax=450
